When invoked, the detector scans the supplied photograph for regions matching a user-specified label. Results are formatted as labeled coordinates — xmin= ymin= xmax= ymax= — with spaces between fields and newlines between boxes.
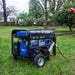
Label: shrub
xmin=35 ymin=17 xmax=45 ymax=26
xmin=53 ymin=10 xmax=74 ymax=31
xmin=53 ymin=4 xmax=75 ymax=31
xmin=20 ymin=17 xmax=34 ymax=26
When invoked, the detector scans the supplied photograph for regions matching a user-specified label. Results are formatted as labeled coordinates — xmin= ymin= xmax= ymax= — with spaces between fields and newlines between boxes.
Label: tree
xmin=17 ymin=12 xmax=45 ymax=26
xmin=2 ymin=0 xmax=7 ymax=22
xmin=37 ymin=0 xmax=75 ymax=28
xmin=17 ymin=12 xmax=34 ymax=26
xmin=53 ymin=9 xmax=74 ymax=31
xmin=44 ymin=0 xmax=48 ymax=29
xmin=1 ymin=0 xmax=17 ymax=23
xmin=29 ymin=0 xmax=44 ymax=19
xmin=17 ymin=12 xmax=28 ymax=19
xmin=6 ymin=6 xmax=17 ymax=17
xmin=29 ymin=0 xmax=75 ymax=28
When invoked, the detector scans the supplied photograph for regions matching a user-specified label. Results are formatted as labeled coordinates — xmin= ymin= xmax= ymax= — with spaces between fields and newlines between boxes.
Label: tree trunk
xmin=44 ymin=0 xmax=48 ymax=29
xmin=2 ymin=0 xmax=7 ymax=22
xmin=69 ymin=25 xmax=72 ymax=32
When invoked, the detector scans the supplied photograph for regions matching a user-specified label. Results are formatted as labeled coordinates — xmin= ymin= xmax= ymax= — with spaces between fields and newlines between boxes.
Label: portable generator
xmin=12 ymin=29 xmax=56 ymax=67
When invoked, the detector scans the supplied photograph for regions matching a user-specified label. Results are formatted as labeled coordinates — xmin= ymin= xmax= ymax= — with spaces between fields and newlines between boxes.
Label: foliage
xmin=64 ymin=4 xmax=75 ymax=9
xmin=17 ymin=12 xmax=28 ymax=19
xmin=17 ymin=12 xmax=45 ymax=26
xmin=20 ymin=17 xmax=34 ymax=26
xmin=35 ymin=17 xmax=45 ymax=26
xmin=53 ymin=4 xmax=75 ymax=31
xmin=6 ymin=6 xmax=17 ymax=16
xmin=17 ymin=12 xmax=33 ymax=26
xmin=19 ymin=17 xmax=45 ymax=26
xmin=53 ymin=9 xmax=74 ymax=31
xmin=29 ymin=0 xmax=75 ymax=28
xmin=53 ymin=10 xmax=73 ymax=25
xmin=29 ymin=0 xmax=44 ymax=19
xmin=29 ymin=0 xmax=75 ymax=17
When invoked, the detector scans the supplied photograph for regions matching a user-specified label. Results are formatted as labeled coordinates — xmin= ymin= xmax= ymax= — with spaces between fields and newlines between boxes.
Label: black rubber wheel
xmin=34 ymin=54 xmax=46 ymax=67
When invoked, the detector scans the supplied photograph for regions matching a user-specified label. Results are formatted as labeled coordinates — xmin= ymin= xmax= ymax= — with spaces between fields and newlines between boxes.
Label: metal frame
xmin=12 ymin=29 xmax=56 ymax=58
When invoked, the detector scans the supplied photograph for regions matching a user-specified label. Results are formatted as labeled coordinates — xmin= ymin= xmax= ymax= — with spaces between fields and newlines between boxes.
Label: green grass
xmin=0 ymin=26 xmax=75 ymax=75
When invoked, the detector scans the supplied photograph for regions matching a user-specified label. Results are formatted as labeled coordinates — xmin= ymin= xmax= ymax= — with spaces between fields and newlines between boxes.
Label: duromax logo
xmin=22 ymin=49 xmax=26 ymax=51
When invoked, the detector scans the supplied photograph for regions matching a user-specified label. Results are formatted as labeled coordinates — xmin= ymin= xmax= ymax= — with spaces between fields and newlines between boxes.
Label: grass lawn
xmin=0 ymin=26 xmax=75 ymax=75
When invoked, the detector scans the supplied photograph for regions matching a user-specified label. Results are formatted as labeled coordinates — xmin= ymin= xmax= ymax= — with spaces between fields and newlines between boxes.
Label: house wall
xmin=7 ymin=12 xmax=16 ymax=22
xmin=0 ymin=17 xmax=4 ymax=22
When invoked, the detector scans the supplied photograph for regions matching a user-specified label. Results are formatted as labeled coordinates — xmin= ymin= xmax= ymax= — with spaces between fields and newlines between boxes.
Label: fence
xmin=0 ymin=21 xmax=55 ymax=27
xmin=0 ymin=22 xmax=18 ymax=26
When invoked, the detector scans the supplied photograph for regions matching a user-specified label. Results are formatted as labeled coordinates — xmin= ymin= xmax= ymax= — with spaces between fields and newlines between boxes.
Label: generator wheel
xmin=34 ymin=54 xmax=46 ymax=67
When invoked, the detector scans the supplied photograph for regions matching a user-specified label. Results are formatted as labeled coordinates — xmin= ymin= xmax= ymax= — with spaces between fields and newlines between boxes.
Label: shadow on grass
xmin=9 ymin=55 xmax=35 ymax=68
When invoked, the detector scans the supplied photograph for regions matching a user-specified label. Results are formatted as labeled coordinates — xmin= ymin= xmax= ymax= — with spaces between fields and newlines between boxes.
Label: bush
xmin=35 ymin=17 xmax=45 ymax=26
xmin=20 ymin=17 xmax=34 ymax=26
xmin=53 ymin=4 xmax=75 ymax=31
xmin=53 ymin=10 xmax=74 ymax=31
xmin=17 ymin=12 xmax=45 ymax=26
xmin=20 ymin=17 xmax=45 ymax=26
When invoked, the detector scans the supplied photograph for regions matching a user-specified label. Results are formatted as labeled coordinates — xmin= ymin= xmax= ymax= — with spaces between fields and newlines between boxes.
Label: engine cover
xmin=20 ymin=43 xmax=28 ymax=56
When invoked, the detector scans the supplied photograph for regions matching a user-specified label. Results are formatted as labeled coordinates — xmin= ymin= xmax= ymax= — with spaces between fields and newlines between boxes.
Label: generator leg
xmin=53 ymin=45 xmax=56 ymax=55
xmin=53 ymin=37 xmax=56 ymax=55
xmin=46 ymin=57 xmax=49 ymax=61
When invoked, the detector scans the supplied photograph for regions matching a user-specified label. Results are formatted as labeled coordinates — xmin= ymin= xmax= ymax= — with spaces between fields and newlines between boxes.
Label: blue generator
xmin=12 ymin=29 xmax=56 ymax=67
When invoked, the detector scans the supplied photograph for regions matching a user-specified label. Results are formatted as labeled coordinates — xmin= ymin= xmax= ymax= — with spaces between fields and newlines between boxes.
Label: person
xmin=15 ymin=19 xmax=21 ymax=26
xmin=68 ymin=8 xmax=75 ymax=13
xmin=71 ymin=8 xmax=75 ymax=13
